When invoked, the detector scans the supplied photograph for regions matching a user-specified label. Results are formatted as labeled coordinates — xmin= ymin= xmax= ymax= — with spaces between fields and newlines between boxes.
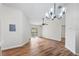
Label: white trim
xmin=65 ymin=45 xmax=76 ymax=54
xmin=2 ymin=39 xmax=30 ymax=50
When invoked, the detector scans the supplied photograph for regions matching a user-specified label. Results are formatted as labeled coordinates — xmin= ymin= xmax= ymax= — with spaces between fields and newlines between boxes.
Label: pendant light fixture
xmin=42 ymin=3 xmax=66 ymax=26
xmin=44 ymin=3 xmax=66 ymax=20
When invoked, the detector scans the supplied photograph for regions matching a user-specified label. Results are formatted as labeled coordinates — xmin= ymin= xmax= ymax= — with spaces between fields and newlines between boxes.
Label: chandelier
xmin=45 ymin=3 xmax=66 ymax=20
xmin=42 ymin=3 xmax=66 ymax=26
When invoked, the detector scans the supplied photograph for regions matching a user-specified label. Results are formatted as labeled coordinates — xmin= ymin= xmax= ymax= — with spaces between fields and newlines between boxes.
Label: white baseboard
xmin=65 ymin=45 xmax=76 ymax=54
xmin=2 ymin=39 xmax=30 ymax=51
xmin=42 ymin=37 xmax=61 ymax=41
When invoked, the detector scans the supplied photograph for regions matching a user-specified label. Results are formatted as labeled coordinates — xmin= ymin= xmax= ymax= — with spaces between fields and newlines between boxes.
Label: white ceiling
xmin=2 ymin=3 xmax=66 ymax=25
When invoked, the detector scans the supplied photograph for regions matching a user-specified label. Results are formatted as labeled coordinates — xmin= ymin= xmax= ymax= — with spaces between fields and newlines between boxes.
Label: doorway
xmin=31 ymin=25 xmax=42 ymax=39
xmin=31 ymin=27 xmax=38 ymax=37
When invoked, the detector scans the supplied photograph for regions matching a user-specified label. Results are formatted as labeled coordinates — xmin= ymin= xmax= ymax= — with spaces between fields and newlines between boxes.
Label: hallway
xmin=2 ymin=37 xmax=75 ymax=56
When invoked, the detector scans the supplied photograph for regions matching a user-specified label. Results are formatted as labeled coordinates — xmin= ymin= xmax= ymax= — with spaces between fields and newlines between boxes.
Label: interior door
xmin=31 ymin=28 xmax=38 ymax=37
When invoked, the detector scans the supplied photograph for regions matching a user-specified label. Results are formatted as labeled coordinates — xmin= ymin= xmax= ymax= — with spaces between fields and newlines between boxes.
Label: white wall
xmin=75 ymin=4 xmax=79 ymax=54
xmin=0 ymin=5 xmax=31 ymax=50
xmin=42 ymin=18 xmax=64 ymax=41
xmin=65 ymin=4 xmax=79 ymax=54
xmin=0 ymin=8 xmax=1 ymax=50
xmin=22 ymin=14 xmax=31 ymax=43
xmin=61 ymin=16 xmax=65 ymax=38
xmin=0 ymin=7 xmax=1 ymax=46
xmin=61 ymin=25 xmax=65 ymax=38
xmin=42 ymin=4 xmax=65 ymax=41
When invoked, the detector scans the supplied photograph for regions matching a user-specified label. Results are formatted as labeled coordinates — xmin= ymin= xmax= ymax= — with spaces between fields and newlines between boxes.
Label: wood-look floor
xmin=2 ymin=37 xmax=76 ymax=56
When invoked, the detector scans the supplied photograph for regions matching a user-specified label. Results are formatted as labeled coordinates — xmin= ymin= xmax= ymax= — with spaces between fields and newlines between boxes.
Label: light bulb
xmin=45 ymin=13 xmax=49 ymax=17
xmin=50 ymin=8 xmax=53 ymax=12
xmin=61 ymin=7 xmax=65 ymax=12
